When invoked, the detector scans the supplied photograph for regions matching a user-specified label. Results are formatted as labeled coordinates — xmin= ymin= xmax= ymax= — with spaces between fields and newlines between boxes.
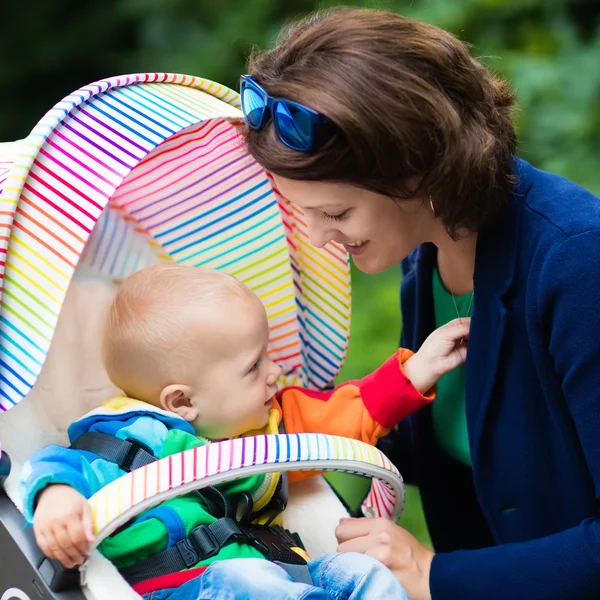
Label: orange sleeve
xmin=279 ymin=348 xmax=435 ymax=446
xmin=280 ymin=349 xmax=434 ymax=483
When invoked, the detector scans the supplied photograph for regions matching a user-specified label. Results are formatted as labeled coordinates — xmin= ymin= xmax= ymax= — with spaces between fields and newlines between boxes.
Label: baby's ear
xmin=159 ymin=384 xmax=198 ymax=422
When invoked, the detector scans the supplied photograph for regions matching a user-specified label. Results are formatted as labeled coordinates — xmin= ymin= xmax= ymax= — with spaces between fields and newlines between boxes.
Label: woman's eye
xmin=322 ymin=210 xmax=348 ymax=222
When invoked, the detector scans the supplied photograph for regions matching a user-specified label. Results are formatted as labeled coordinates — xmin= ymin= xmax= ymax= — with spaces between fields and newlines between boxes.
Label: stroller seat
xmin=0 ymin=74 xmax=404 ymax=600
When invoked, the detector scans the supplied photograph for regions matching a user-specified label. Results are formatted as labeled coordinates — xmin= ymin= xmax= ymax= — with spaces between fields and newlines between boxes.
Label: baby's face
xmin=186 ymin=293 xmax=282 ymax=439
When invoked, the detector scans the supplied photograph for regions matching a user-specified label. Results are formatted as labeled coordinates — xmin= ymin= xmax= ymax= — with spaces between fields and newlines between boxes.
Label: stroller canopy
xmin=0 ymin=73 xmax=352 ymax=412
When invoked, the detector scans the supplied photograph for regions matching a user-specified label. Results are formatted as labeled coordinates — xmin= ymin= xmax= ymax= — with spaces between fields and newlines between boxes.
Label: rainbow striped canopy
xmin=0 ymin=73 xmax=351 ymax=412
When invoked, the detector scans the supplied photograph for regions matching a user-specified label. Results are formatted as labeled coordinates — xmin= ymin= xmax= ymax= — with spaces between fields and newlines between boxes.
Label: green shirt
xmin=431 ymin=267 xmax=472 ymax=466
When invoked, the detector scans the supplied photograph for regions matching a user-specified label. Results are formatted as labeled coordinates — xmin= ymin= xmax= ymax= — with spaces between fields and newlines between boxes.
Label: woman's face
xmin=271 ymin=175 xmax=432 ymax=274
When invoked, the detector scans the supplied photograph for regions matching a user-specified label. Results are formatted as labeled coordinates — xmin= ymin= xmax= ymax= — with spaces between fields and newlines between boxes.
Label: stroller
xmin=0 ymin=73 xmax=405 ymax=600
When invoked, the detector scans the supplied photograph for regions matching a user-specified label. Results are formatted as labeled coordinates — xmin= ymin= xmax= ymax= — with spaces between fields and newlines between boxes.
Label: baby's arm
xmin=279 ymin=318 xmax=470 ymax=445
xmin=33 ymin=484 xmax=94 ymax=568
xmin=21 ymin=445 xmax=105 ymax=568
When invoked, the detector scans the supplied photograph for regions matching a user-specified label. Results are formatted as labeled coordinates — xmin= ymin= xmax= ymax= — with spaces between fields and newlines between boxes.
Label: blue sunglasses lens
xmin=241 ymin=83 xmax=267 ymax=128
xmin=274 ymin=101 xmax=314 ymax=151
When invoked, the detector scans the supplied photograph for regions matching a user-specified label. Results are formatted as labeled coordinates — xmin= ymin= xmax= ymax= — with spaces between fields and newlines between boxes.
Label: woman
xmin=240 ymin=6 xmax=600 ymax=600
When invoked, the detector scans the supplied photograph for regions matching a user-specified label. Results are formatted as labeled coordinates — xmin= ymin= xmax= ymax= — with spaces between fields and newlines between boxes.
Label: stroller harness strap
xmin=119 ymin=517 xmax=309 ymax=586
xmin=70 ymin=431 xmax=311 ymax=585
xmin=71 ymin=432 xmax=156 ymax=473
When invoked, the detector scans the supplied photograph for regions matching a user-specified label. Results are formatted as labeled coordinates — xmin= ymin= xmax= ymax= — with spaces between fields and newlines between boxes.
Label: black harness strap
xmin=70 ymin=432 xmax=156 ymax=472
xmin=119 ymin=517 xmax=308 ymax=586
xmin=71 ymin=430 xmax=311 ymax=585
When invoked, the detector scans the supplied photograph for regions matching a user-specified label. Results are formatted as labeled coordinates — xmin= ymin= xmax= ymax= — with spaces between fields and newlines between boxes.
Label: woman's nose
xmin=307 ymin=222 xmax=335 ymax=249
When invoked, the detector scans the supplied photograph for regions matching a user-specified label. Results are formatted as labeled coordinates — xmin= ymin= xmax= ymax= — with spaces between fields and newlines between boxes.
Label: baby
xmin=21 ymin=264 xmax=469 ymax=600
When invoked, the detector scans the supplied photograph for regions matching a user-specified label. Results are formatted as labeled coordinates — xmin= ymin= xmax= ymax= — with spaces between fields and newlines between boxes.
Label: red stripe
xmin=23 ymin=183 xmax=91 ymax=234
xmin=13 ymin=220 xmax=75 ymax=269
xmin=35 ymin=159 xmax=105 ymax=211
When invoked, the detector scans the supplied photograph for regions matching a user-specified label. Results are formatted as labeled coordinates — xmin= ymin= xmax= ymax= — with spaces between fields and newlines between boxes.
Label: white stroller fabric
xmin=0 ymin=74 xmax=403 ymax=599
xmin=0 ymin=271 xmax=350 ymax=600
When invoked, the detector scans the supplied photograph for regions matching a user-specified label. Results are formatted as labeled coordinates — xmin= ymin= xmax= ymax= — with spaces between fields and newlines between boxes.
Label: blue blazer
xmin=394 ymin=159 xmax=600 ymax=599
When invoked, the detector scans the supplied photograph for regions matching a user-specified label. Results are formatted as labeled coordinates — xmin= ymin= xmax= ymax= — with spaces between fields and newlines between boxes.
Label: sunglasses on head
xmin=240 ymin=75 xmax=329 ymax=152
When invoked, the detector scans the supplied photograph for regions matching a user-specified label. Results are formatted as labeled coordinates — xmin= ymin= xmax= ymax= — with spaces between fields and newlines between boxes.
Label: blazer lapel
xmin=467 ymin=158 xmax=533 ymax=463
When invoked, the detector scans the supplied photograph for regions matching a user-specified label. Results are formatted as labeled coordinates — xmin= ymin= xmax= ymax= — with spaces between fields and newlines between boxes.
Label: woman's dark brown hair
xmin=244 ymin=7 xmax=517 ymax=236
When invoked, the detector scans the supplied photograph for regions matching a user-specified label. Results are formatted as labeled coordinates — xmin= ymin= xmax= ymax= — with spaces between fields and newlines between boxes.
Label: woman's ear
xmin=159 ymin=384 xmax=198 ymax=422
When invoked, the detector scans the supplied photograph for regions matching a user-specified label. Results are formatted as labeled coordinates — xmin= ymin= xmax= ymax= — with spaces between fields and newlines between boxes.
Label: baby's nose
xmin=266 ymin=365 xmax=282 ymax=386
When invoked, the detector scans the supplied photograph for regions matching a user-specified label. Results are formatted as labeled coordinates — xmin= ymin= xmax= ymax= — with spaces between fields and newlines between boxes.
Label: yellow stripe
xmin=1 ymin=301 xmax=52 ymax=342
xmin=298 ymin=249 xmax=350 ymax=291
xmin=5 ymin=260 xmax=61 ymax=304
xmin=298 ymin=238 xmax=347 ymax=278
xmin=256 ymin=281 xmax=292 ymax=301
xmin=302 ymin=283 xmax=347 ymax=324
xmin=90 ymin=498 xmax=99 ymax=535
xmin=105 ymin=491 xmax=111 ymax=529
xmin=116 ymin=478 xmax=122 ymax=516
xmin=10 ymin=235 xmax=70 ymax=282
xmin=301 ymin=267 xmax=350 ymax=304
xmin=263 ymin=292 xmax=295 ymax=311
xmin=266 ymin=304 xmax=295 ymax=321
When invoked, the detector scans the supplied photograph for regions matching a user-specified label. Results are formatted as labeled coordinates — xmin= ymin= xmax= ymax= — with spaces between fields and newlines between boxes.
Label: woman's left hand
xmin=336 ymin=517 xmax=434 ymax=600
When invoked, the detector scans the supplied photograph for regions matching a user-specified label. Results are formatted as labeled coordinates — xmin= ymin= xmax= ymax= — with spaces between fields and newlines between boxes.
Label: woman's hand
xmin=402 ymin=317 xmax=470 ymax=394
xmin=336 ymin=517 xmax=434 ymax=600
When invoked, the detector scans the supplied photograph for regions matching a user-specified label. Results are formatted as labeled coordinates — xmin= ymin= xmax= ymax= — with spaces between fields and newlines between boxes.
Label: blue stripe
xmin=87 ymin=101 xmax=161 ymax=146
xmin=98 ymin=211 xmax=117 ymax=272
xmin=303 ymin=433 xmax=310 ymax=461
xmin=275 ymin=434 xmax=280 ymax=462
xmin=298 ymin=330 xmax=338 ymax=374
xmin=0 ymin=387 xmax=16 ymax=406
xmin=306 ymin=306 xmax=347 ymax=347
xmin=324 ymin=435 xmax=332 ymax=460
xmin=157 ymin=179 xmax=270 ymax=240
xmin=132 ymin=85 xmax=200 ymax=123
xmin=207 ymin=233 xmax=287 ymax=271
xmin=0 ymin=358 xmax=33 ymax=388
xmin=296 ymin=433 xmax=303 ymax=461
xmin=172 ymin=196 xmax=275 ymax=256
xmin=0 ymin=372 xmax=25 ymax=396
xmin=0 ymin=344 xmax=39 ymax=375
xmin=183 ymin=212 xmax=279 ymax=262
xmin=0 ymin=317 xmax=45 ymax=354
xmin=104 ymin=91 xmax=177 ymax=135
xmin=112 ymin=87 xmax=185 ymax=130
xmin=162 ymin=188 xmax=272 ymax=248
xmin=283 ymin=435 xmax=290 ymax=462
xmin=109 ymin=217 xmax=130 ymax=274
xmin=195 ymin=221 xmax=281 ymax=266
xmin=298 ymin=331 xmax=334 ymax=382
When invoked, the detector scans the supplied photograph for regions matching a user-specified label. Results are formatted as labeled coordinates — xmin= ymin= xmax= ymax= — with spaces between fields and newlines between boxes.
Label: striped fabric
xmin=89 ymin=433 xmax=405 ymax=543
xmin=0 ymin=73 xmax=351 ymax=411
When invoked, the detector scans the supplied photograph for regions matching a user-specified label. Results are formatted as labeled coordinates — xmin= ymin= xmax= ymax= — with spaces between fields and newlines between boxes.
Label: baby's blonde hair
xmin=102 ymin=264 xmax=250 ymax=403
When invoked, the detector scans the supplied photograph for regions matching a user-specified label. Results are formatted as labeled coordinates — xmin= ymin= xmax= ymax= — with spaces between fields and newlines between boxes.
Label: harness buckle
xmin=240 ymin=524 xmax=308 ymax=565
xmin=121 ymin=438 xmax=154 ymax=472
xmin=175 ymin=538 xmax=201 ymax=568
xmin=188 ymin=523 xmax=221 ymax=560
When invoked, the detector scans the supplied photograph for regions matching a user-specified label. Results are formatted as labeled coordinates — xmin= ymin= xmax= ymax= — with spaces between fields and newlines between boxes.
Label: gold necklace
xmin=449 ymin=288 xmax=474 ymax=345
xmin=450 ymin=288 xmax=474 ymax=321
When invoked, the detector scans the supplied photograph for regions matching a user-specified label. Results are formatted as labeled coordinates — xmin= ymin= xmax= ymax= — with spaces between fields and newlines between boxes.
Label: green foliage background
xmin=3 ymin=0 xmax=599 ymax=547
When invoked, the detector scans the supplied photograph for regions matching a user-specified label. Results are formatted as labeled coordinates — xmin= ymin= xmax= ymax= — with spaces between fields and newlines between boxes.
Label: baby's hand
xmin=33 ymin=484 xmax=94 ymax=568
xmin=402 ymin=318 xmax=471 ymax=394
